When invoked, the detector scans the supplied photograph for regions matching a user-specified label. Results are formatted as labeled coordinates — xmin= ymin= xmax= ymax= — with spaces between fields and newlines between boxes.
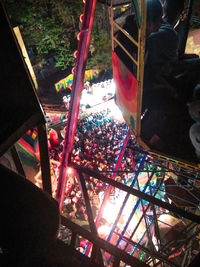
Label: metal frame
xmin=64 ymin=155 xmax=200 ymax=266
xmin=0 ymin=1 xmax=52 ymax=196
xmin=56 ymin=0 xmax=97 ymax=210
xmin=110 ymin=0 xmax=200 ymax=170
xmin=2 ymin=0 xmax=199 ymax=266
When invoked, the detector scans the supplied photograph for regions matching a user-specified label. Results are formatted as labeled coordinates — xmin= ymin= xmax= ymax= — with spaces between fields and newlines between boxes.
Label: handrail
xmin=113 ymin=20 xmax=139 ymax=47
xmin=113 ymin=36 xmax=138 ymax=66
xmin=69 ymin=163 xmax=200 ymax=224
xmin=61 ymin=215 xmax=148 ymax=266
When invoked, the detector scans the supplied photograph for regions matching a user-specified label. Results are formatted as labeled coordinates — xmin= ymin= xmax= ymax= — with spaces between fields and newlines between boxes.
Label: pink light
xmin=77 ymin=32 xmax=81 ymax=41
xmin=80 ymin=14 xmax=84 ymax=23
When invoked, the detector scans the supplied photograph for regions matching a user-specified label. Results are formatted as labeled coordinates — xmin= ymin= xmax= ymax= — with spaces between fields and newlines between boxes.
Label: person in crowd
xmin=61 ymin=109 xmax=137 ymax=222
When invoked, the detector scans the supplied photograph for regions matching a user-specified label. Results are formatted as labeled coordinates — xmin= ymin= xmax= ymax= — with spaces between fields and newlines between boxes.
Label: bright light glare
xmin=67 ymin=167 xmax=73 ymax=175
xmin=110 ymin=79 xmax=116 ymax=94
xmin=98 ymin=225 xmax=111 ymax=238
xmin=109 ymin=102 xmax=124 ymax=122
xmin=102 ymin=201 xmax=118 ymax=224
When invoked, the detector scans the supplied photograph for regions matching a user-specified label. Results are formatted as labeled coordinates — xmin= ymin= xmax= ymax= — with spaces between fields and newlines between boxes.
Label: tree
xmin=86 ymin=2 xmax=112 ymax=72
xmin=5 ymin=0 xmax=83 ymax=69
xmin=4 ymin=0 xmax=113 ymax=72
xmin=87 ymin=29 xmax=112 ymax=71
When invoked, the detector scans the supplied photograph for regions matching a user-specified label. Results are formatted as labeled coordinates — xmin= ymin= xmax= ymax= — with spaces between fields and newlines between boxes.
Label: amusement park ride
xmin=0 ymin=0 xmax=200 ymax=266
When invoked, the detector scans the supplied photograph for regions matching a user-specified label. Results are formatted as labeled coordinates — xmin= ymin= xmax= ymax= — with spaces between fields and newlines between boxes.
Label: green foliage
xmin=86 ymin=29 xmax=112 ymax=71
xmin=4 ymin=0 xmax=112 ymax=72
xmin=5 ymin=0 xmax=82 ymax=69
xmin=55 ymin=41 xmax=75 ymax=70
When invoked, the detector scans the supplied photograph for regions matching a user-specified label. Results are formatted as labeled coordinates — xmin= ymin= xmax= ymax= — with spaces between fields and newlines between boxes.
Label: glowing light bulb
xmin=80 ymin=14 xmax=84 ymax=23
xmin=77 ymin=32 xmax=81 ymax=41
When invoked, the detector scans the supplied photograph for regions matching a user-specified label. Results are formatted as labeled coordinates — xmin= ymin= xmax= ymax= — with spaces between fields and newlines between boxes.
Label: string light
xmin=74 ymin=50 xmax=78 ymax=58
xmin=77 ymin=32 xmax=81 ymax=41
xmin=80 ymin=14 xmax=84 ymax=23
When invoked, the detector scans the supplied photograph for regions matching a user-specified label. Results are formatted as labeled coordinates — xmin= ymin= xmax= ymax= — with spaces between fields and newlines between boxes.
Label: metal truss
xmin=59 ymin=131 xmax=200 ymax=266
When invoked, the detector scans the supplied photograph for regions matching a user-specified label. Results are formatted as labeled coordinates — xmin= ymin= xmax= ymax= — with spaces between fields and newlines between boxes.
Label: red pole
xmin=95 ymin=130 xmax=131 ymax=227
xmin=129 ymin=148 xmax=136 ymax=170
xmin=56 ymin=0 xmax=97 ymax=210
xmin=84 ymin=130 xmax=131 ymax=256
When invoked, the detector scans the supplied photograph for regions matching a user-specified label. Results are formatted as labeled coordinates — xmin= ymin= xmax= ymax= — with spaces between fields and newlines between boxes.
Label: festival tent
xmin=55 ymin=69 xmax=99 ymax=92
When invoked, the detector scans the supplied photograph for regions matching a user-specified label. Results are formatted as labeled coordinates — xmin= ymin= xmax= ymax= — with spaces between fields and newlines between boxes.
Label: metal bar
xmin=91 ymin=130 xmax=130 ymax=259
xmin=112 ymin=167 xmax=155 ymax=251
xmin=61 ymin=215 xmax=148 ymax=267
xmin=135 ymin=170 xmax=156 ymax=264
xmin=129 ymin=148 xmax=136 ymax=170
xmin=110 ymin=4 xmax=114 ymax=52
xmin=130 ymin=220 xmax=153 ymax=256
xmin=37 ymin=124 xmax=52 ymax=195
xmin=69 ymin=163 xmax=200 ymax=223
xmin=107 ymin=157 xmax=151 ymax=264
xmin=56 ymin=0 xmax=97 ymax=210
xmin=107 ymin=155 xmax=146 ymax=243
xmin=136 ymin=0 xmax=147 ymax=136
xmin=114 ymin=232 xmax=179 ymax=267
xmin=95 ymin=130 xmax=131 ymax=228
xmin=154 ymin=228 xmax=200 ymax=267
xmin=10 ymin=145 xmax=26 ymax=176
xmin=178 ymin=0 xmax=195 ymax=55
xmin=78 ymin=172 xmax=99 ymax=234
xmin=152 ymin=185 xmax=199 ymax=208
xmin=78 ymin=171 xmax=104 ymax=266
xmin=123 ymin=202 xmax=148 ymax=252
xmin=128 ymin=144 xmax=200 ymax=172
xmin=90 ymin=245 xmax=104 ymax=267
xmin=146 ymin=162 xmax=162 ymax=252
xmin=113 ymin=36 xmax=138 ymax=66
xmin=113 ymin=20 xmax=139 ymax=47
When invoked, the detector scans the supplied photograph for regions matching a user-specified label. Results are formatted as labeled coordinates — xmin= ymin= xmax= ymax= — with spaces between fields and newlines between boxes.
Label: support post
xmin=56 ymin=0 xmax=97 ymax=210
xmin=37 ymin=124 xmax=52 ymax=195
xmin=95 ymin=130 xmax=131 ymax=228
xmin=10 ymin=145 xmax=26 ymax=177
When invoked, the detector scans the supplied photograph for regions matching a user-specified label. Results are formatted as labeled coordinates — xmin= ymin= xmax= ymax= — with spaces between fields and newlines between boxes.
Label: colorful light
xmin=74 ymin=50 xmax=78 ymax=58
xmin=80 ymin=14 xmax=84 ymax=23
xmin=77 ymin=32 xmax=81 ymax=41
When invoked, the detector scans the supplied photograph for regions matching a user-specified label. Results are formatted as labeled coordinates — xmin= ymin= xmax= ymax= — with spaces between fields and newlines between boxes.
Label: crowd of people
xmin=59 ymin=109 xmax=138 ymax=222
xmin=53 ymin=108 xmax=153 ymax=256
xmin=32 ymin=0 xmax=200 ymax=227
xmin=62 ymin=79 xmax=115 ymax=112
xmin=32 ymin=0 xmax=200 ymax=259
